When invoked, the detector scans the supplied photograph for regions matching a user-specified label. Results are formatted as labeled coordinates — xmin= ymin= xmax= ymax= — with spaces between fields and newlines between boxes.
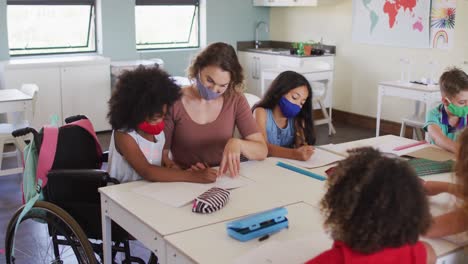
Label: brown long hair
xmin=455 ymin=129 xmax=468 ymax=216
xmin=187 ymin=42 xmax=244 ymax=96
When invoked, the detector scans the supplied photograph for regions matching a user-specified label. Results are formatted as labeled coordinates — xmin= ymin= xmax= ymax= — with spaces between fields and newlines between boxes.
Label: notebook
xmin=407 ymin=158 xmax=455 ymax=176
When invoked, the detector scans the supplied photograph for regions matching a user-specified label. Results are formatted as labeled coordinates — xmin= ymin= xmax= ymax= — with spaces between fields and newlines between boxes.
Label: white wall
xmin=270 ymin=0 xmax=468 ymax=122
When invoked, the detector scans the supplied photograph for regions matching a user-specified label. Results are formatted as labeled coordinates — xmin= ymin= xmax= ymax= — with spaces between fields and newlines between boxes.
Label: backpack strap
xmin=36 ymin=126 xmax=59 ymax=188
xmin=63 ymin=118 xmax=103 ymax=167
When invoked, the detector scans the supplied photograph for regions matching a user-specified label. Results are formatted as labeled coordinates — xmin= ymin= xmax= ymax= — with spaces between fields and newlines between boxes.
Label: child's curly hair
xmin=321 ymin=147 xmax=431 ymax=254
xmin=108 ymin=66 xmax=181 ymax=131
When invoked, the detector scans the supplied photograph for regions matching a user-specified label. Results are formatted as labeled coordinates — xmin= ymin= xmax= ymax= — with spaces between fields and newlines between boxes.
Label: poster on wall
xmin=352 ymin=0 xmax=431 ymax=48
xmin=431 ymin=0 xmax=456 ymax=49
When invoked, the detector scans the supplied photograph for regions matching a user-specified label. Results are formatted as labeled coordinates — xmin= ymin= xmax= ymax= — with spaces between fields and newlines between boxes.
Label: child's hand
xmin=191 ymin=168 xmax=218 ymax=183
xmin=188 ymin=162 xmax=209 ymax=171
xmin=164 ymin=159 xmax=181 ymax=169
xmin=423 ymin=181 xmax=447 ymax=196
xmin=294 ymin=145 xmax=315 ymax=161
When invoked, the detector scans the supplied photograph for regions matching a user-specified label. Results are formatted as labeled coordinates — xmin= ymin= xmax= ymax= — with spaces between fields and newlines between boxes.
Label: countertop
xmin=237 ymin=41 xmax=336 ymax=58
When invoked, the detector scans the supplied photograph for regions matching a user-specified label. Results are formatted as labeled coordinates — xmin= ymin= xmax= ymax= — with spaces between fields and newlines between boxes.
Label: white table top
xmin=165 ymin=202 xmax=332 ymax=264
xmin=0 ymin=89 xmax=32 ymax=103
xmin=379 ymin=81 xmax=440 ymax=92
xmin=99 ymin=173 xmax=304 ymax=236
xmin=100 ymin=135 xmax=465 ymax=262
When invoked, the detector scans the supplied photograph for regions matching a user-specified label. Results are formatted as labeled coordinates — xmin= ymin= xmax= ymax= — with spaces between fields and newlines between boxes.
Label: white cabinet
xmin=238 ymin=51 xmax=335 ymax=109
xmin=253 ymin=0 xmax=318 ymax=6
xmin=1 ymin=56 xmax=111 ymax=131
xmin=238 ymin=51 xmax=277 ymax=97
xmin=61 ymin=64 xmax=111 ymax=131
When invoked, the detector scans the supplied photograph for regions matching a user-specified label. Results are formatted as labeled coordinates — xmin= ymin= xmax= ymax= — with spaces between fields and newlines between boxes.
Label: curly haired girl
xmin=306 ymin=147 xmax=435 ymax=264
xmin=107 ymin=66 xmax=217 ymax=183
xmin=424 ymin=128 xmax=468 ymax=237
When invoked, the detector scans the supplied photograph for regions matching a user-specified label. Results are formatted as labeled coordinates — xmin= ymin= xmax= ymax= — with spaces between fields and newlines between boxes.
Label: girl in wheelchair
xmin=107 ymin=65 xmax=217 ymax=183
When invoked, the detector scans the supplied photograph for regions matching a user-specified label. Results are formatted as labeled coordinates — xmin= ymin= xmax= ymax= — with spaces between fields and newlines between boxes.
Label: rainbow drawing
xmin=432 ymin=30 xmax=449 ymax=48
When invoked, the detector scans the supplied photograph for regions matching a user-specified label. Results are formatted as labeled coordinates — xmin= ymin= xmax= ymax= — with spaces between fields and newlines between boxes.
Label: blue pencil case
xmin=226 ymin=207 xmax=289 ymax=242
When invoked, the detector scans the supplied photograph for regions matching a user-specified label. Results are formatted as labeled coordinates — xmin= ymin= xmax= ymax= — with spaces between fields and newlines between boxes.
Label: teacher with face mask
xmin=162 ymin=42 xmax=268 ymax=177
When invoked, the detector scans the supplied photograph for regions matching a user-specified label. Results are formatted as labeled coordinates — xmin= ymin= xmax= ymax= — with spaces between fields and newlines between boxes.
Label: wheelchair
xmin=4 ymin=115 xmax=156 ymax=264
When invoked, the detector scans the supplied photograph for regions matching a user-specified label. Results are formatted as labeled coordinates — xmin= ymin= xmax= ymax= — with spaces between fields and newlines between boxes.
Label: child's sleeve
xmin=423 ymin=106 xmax=440 ymax=132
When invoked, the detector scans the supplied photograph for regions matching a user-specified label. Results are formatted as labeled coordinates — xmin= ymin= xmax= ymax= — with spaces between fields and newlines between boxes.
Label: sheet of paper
xmin=442 ymin=232 xmax=468 ymax=246
xmin=232 ymin=232 xmax=331 ymax=264
xmin=132 ymin=182 xmax=211 ymax=207
xmin=319 ymin=140 xmax=431 ymax=158
xmin=132 ymin=175 xmax=251 ymax=207
xmin=278 ymin=148 xmax=344 ymax=169
xmin=404 ymin=146 xmax=455 ymax=161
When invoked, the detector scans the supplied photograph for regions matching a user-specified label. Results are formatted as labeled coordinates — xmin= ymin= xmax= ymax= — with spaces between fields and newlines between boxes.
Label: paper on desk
xmin=442 ymin=232 xmax=468 ymax=246
xmin=132 ymin=175 xmax=251 ymax=207
xmin=404 ymin=146 xmax=455 ymax=161
xmin=279 ymin=148 xmax=344 ymax=169
xmin=232 ymin=233 xmax=331 ymax=264
xmin=319 ymin=139 xmax=429 ymax=157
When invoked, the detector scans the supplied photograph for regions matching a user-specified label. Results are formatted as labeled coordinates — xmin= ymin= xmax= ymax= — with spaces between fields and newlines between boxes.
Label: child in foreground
xmin=306 ymin=147 xmax=436 ymax=264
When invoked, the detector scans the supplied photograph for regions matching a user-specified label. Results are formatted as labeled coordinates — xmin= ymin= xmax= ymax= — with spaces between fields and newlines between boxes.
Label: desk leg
xmin=101 ymin=196 xmax=112 ymax=264
xmin=376 ymin=86 xmax=383 ymax=137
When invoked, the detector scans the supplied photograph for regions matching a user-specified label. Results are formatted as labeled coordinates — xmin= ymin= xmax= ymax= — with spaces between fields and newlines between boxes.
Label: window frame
xmin=135 ymin=0 xmax=200 ymax=51
xmin=7 ymin=0 xmax=97 ymax=57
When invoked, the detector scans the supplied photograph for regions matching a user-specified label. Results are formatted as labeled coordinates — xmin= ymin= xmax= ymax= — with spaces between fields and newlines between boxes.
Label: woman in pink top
xmin=162 ymin=42 xmax=267 ymax=176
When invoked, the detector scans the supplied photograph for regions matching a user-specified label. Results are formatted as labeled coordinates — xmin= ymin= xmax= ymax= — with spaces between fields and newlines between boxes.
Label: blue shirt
xmin=265 ymin=108 xmax=295 ymax=148
xmin=424 ymin=103 xmax=467 ymax=142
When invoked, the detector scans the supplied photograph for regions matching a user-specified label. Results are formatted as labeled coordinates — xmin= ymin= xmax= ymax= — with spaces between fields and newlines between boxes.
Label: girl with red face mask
xmin=107 ymin=66 xmax=217 ymax=183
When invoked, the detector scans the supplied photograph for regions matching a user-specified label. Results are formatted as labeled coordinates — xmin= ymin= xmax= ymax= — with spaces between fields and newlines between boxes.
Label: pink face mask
xmin=138 ymin=121 xmax=165 ymax=135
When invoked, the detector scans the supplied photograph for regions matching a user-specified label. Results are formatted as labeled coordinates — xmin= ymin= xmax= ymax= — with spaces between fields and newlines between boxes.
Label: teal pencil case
xmin=226 ymin=207 xmax=289 ymax=242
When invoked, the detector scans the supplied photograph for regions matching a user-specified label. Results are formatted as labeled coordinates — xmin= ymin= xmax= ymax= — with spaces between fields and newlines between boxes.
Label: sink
xmin=247 ymin=47 xmax=291 ymax=55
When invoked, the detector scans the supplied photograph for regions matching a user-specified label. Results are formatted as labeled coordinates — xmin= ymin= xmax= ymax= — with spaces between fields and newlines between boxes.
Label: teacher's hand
xmin=219 ymin=138 xmax=241 ymax=177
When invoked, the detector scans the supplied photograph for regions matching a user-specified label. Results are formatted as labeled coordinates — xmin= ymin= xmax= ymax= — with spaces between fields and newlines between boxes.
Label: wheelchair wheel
xmin=5 ymin=201 xmax=97 ymax=264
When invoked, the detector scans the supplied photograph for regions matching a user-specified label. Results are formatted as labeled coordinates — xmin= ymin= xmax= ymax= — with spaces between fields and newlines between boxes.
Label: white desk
xmin=99 ymin=168 xmax=309 ymax=264
xmin=165 ymin=202 xmax=332 ymax=264
xmin=99 ymin=136 xmax=466 ymax=264
xmin=376 ymin=81 xmax=440 ymax=137
xmin=0 ymin=89 xmax=33 ymax=119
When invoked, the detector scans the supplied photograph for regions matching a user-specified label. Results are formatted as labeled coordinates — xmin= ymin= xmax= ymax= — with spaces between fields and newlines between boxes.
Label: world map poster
xmin=352 ymin=0 xmax=431 ymax=48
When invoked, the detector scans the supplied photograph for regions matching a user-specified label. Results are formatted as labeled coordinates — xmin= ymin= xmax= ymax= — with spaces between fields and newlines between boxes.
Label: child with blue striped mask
xmin=253 ymin=71 xmax=316 ymax=161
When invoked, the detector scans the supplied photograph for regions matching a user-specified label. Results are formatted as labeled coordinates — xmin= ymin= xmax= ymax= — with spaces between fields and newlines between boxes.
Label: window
xmin=7 ymin=0 xmax=96 ymax=56
xmin=135 ymin=0 xmax=199 ymax=50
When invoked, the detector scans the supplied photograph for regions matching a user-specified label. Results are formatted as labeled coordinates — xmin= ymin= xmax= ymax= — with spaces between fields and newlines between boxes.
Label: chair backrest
xmin=20 ymin=84 xmax=39 ymax=120
xmin=233 ymin=93 xmax=261 ymax=139
xmin=244 ymin=93 xmax=261 ymax=109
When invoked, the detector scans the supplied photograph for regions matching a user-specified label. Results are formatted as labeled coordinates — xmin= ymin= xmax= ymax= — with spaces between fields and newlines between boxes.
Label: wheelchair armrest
xmin=45 ymin=169 xmax=119 ymax=204
xmin=101 ymin=150 xmax=109 ymax=163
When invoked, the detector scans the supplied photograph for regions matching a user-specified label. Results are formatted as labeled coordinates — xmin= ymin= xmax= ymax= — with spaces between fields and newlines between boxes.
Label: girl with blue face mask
xmin=253 ymin=71 xmax=316 ymax=161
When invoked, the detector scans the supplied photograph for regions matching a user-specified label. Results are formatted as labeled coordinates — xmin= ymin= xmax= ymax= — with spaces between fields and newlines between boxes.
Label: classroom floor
xmin=0 ymin=121 xmax=374 ymax=263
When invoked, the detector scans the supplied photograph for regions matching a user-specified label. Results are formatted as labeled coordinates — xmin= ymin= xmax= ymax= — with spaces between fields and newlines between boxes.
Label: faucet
xmin=255 ymin=21 xmax=269 ymax=49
